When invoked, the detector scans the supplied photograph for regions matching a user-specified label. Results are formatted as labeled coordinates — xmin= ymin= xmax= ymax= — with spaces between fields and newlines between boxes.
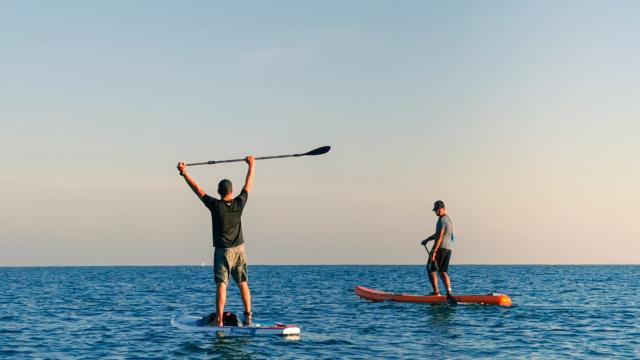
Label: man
xmin=421 ymin=200 xmax=454 ymax=297
xmin=177 ymin=156 xmax=255 ymax=326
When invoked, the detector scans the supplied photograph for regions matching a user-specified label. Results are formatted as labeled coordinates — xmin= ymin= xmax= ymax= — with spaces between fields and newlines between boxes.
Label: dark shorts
xmin=427 ymin=248 xmax=452 ymax=273
xmin=214 ymin=245 xmax=248 ymax=284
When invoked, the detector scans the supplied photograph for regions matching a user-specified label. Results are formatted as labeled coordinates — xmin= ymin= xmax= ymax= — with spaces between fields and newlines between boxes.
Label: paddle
xmin=423 ymin=244 xmax=458 ymax=306
xmin=185 ymin=146 xmax=331 ymax=166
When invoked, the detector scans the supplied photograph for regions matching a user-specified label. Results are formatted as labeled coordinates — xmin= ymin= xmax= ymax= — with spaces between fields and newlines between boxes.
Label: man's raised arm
xmin=177 ymin=162 xmax=206 ymax=198
xmin=243 ymin=156 xmax=255 ymax=193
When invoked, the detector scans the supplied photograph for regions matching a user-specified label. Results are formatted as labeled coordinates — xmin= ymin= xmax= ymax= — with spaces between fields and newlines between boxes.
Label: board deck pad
xmin=355 ymin=285 xmax=512 ymax=306
xmin=171 ymin=314 xmax=301 ymax=336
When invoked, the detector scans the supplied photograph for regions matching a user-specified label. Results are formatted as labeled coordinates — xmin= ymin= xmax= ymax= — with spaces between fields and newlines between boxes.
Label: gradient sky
xmin=1 ymin=1 xmax=639 ymax=266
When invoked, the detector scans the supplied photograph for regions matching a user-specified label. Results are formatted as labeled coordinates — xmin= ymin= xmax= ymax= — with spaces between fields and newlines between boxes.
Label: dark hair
xmin=218 ymin=179 xmax=233 ymax=197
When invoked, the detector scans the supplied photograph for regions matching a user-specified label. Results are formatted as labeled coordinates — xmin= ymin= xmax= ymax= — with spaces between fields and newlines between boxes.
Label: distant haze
xmin=1 ymin=1 xmax=639 ymax=265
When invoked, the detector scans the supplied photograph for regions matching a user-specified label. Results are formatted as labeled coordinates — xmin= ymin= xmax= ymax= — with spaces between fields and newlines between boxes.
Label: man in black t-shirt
xmin=177 ymin=156 xmax=255 ymax=326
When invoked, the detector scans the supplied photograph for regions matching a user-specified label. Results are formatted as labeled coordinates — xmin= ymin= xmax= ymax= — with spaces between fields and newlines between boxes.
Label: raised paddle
xmin=185 ymin=146 xmax=331 ymax=166
xmin=423 ymin=243 xmax=458 ymax=306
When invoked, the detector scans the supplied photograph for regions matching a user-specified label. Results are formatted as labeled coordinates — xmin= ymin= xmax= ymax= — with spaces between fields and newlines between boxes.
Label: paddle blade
xmin=304 ymin=146 xmax=331 ymax=156
xmin=446 ymin=294 xmax=458 ymax=306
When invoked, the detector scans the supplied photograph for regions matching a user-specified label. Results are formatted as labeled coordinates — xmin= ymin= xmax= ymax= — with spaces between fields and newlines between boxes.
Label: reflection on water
xmin=283 ymin=335 xmax=301 ymax=342
xmin=424 ymin=303 xmax=457 ymax=326
xmin=209 ymin=336 xmax=253 ymax=358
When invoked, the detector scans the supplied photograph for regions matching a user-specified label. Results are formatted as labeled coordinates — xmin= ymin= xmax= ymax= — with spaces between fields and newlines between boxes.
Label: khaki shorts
xmin=214 ymin=245 xmax=248 ymax=284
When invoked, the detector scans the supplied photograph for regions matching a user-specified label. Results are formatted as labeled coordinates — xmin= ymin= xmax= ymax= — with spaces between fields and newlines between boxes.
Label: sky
xmin=1 ymin=1 xmax=639 ymax=266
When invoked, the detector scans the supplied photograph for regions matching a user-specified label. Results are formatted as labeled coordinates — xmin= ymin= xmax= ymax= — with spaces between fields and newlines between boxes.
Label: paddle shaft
xmin=423 ymin=244 xmax=442 ymax=273
xmin=187 ymin=154 xmax=302 ymax=166
xmin=424 ymin=244 xmax=457 ymax=304
xmin=186 ymin=146 xmax=330 ymax=166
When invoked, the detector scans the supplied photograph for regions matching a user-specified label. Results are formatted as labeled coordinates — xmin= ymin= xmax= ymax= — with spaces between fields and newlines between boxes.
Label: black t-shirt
xmin=201 ymin=190 xmax=248 ymax=248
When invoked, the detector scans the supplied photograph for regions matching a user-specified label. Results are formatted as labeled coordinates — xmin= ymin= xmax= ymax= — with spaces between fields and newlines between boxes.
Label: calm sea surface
xmin=1 ymin=265 xmax=639 ymax=359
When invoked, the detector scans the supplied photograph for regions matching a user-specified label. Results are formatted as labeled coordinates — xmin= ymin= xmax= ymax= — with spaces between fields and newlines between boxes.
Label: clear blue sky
xmin=1 ymin=1 xmax=639 ymax=265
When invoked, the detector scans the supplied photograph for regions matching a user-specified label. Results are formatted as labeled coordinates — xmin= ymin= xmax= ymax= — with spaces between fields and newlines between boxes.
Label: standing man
xmin=421 ymin=200 xmax=454 ymax=297
xmin=177 ymin=156 xmax=255 ymax=326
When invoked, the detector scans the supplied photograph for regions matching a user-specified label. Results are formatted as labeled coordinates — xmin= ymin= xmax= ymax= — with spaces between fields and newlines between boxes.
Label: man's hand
xmin=430 ymin=251 xmax=437 ymax=262
xmin=243 ymin=156 xmax=255 ymax=193
xmin=420 ymin=239 xmax=430 ymax=246
xmin=177 ymin=162 xmax=187 ymax=175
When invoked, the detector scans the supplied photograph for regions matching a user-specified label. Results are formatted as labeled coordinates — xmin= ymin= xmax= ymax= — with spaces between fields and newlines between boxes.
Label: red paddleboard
xmin=355 ymin=285 xmax=512 ymax=306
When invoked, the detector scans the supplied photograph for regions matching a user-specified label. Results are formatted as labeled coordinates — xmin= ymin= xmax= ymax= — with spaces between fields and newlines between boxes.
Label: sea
xmin=1 ymin=265 xmax=639 ymax=359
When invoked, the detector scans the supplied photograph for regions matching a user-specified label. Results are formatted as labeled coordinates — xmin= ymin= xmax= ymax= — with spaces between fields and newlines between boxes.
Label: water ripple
xmin=0 ymin=265 xmax=638 ymax=358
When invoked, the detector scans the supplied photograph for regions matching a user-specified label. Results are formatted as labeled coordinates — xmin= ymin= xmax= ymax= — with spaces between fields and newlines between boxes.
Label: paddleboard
xmin=355 ymin=285 xmax=512 ymax=306
xmin=171 ymin=314 xmax=301 ymax=336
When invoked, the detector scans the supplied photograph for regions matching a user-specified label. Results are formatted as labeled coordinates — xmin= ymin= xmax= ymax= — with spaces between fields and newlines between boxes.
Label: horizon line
xmin=1 ymin=263 xmax=638 ymax=268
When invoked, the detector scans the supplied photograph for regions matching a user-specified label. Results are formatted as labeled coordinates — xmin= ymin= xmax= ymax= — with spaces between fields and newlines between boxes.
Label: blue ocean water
xmin=1 ymin=265 xmax=639 ymax=359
